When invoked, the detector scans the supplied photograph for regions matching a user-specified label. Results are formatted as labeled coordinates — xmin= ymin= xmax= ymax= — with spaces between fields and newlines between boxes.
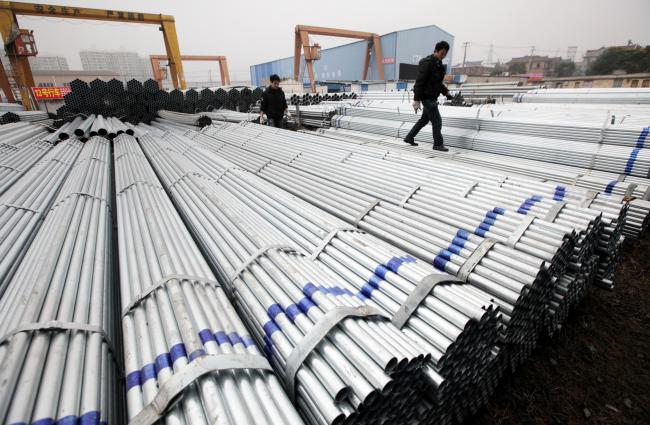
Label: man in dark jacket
xmin=404 ymin=41 xmax=453 ymax=151
xmin=260 ymin=74 xmax=289 ymax=128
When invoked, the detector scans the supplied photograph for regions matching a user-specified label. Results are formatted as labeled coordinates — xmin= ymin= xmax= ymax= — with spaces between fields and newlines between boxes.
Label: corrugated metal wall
xmin=250 ymin=25 xmax=453 ymax=87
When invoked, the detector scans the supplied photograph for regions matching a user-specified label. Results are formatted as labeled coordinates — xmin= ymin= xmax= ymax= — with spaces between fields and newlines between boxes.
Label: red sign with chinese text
xmin=31 ymin=86 xmax=71 ymax=100
xmin=382 ymin=57 xmax=396 ymax=64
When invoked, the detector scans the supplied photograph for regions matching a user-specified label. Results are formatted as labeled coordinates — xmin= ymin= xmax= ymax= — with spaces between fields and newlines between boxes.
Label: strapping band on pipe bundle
xmin=0 ymin=320 xmax=121 ymax=371
xmin=391 ymin=274 xmax=463 ymax=329
xmin=506 ymin=216 xmax=536 ymax=247
xmin=282 ymin=305 xmax=390 ymax=402
xmin=459 ymin=182 xmax=479 ymax=198
xmin=580 ymin=191 xmax=598 ymax=208
xmin=229 ymin=244 xmax=300 ymax=282
xmin=353 ymin=199 xmax=381 ymax=226
xmin=457 ymin=238 xmax=498 ymax=282
xmin=400 ymin=185 xmax=421 ymax=206
xmin=122 ymin=274 xmax=222 ymax=317
xmin=309 ymin=227 xmax=358 ymax=260
xmin=129 ymin=353 xmax=274 ymax=425
xmin=543 ymin=202 xmax=567 ymax=222
xmin=0 ymin=203 xmax=42 ymax=214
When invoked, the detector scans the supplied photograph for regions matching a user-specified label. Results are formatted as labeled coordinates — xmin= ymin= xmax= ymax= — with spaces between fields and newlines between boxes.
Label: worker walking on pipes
xmin=403 ymin=40 xmax=453 ymax=151
xmin=260 ymin=74 xmax=290 ymax=128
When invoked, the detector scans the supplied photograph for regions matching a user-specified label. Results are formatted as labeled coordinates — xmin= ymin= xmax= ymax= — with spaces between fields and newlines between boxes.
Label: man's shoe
xmin=433 ymin=145 xmax=449 ymax=152
xmin=403 ymin=138 xmax=418 ymax=146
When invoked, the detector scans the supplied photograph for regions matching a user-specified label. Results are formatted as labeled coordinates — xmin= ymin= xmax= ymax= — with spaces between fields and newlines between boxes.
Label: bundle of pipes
xmin=246 ymin=103 xmax=340 ymax=129
xmin=0 ymin=126 xmax=55 ymax=196
xmin=356 ymin=91 xmax=419 ymax=103
xmin=624 ymin=198 xmax=650 ymax=238
xmin=0 ymin=110 xmax=50 ymax=124
xmin=191 ymin=123 xmax=613 ymax=327
xmin=447 ymin=85 xmax=544 ymax=101
xmin=289 ymin=105 xmax=340 ymax=128
xmin=336 ymin=104 xmax=650 ymax=148
xmin=0 ymin=103 xmax=23 ymax=112
xmin=156 ymin=122 xmax=562 ymax=360
xmin=314 ymin=127 xmax=650 ymax=240
xmin=113 ymin=134 xmax=304 ymax=424
xmin=137 ymin=125 xmax=503 ymax=425
xmin=331 ymin=114 xmax=650 ymax=177
xmin=147 ymin=125 xmax=506 ymax=418
xmin=42 ymin=114 xmax=135 ymax=142
xmin=199 ymin=109 xmax=259 ymax=124
xmin=0 ymin=136 xmax=122 ymax=425
xmin=514 ymin=87 xmax=650 ymax=105
xmin=284 ymin=122 xmax=625 ymax=285
xmin=157 ymin=109 xmax=213 ymax=126
xmin=286 ymin=92 xmax=357 ymax=106
xmin=0 ymin=138 xmax=84 ymax=293
xmin=0 ymin=121 xmax=49 ymax=153
xmin=157 ymin=108 xmax=258 ymax=127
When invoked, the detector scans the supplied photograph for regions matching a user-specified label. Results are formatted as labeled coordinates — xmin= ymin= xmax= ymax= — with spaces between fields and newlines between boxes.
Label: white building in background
xmin=28 ymin=56 xmax=69 ymax=71
xmin=80 ymin=50 xmax=152 ymax=82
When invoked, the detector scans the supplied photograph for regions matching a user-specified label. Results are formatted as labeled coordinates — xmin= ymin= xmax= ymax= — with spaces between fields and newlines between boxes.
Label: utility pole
xmin=527 ymin=46 xmax=535 ymax=74
xmin=461 ymin=41 xmax=470 ymax=68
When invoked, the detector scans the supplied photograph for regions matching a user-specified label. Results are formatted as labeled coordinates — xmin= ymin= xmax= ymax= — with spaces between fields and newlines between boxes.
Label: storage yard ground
xmin=470 ymin=233 xmax=650 ymax=425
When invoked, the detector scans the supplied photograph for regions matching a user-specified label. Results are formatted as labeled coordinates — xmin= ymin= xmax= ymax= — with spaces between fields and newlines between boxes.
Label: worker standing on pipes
xmin=260 ymin=74 xmax=290 ymax=128
xmin=403 ymin=40 xmax=453 ymax=151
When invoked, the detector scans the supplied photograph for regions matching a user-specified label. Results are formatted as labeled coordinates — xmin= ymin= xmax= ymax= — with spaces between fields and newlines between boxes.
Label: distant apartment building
xmin=506 ymin=55 xmax=563 ymax=77
xmin=451 ymin=60 xmax=495 ymax=76
xmin=28 ymin=55 xmax=69 ymax=71
xmin=80 ymin=50 xmax=152 ymax=82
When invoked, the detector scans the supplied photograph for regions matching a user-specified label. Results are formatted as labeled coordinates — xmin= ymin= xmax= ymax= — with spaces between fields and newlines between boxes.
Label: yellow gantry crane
xmin=0 ymin=1 xmax=187 ymax=109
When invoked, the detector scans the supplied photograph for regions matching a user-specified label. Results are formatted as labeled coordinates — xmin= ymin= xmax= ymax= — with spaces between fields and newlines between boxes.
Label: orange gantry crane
xmin=151 ymin=55 xmax=230 ymax=89
xmin=0 ymin=1 xmax=187 ymax=109
xmin=294 ymin=25 xmax=385 ymax=93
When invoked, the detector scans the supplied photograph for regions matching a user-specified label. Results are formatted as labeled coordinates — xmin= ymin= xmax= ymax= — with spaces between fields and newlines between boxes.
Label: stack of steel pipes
xmin=191 ymin=123 xmax=610 ymax=333
xmin=143 ymin=124 xmax=506 ymax=422
xmin=157 ymin=109 xmax=258 ymax=126
xmin=0 ymin=110 xmax=50 ymax=124
xmin=313 ymin=123 xmax=627 ymax=271
xmin=192 ymin=124 xmax=585 ymax=329
xmin=624 ymin=198 xmax=650 ymax=238
xmin=313 ymin=127 xmax=650 ymax=241
xmin=0 ymin=103 xmax=23 ymax=112
xmin=250 ymin=104 xmax=337 ymax=128
xmin=337 ymin=103 xmax=650 ymax=148
xmin=331 ymin=114 xmax=650 ymax=177
xmin=112 ymin=133 xmax=304 ymax=424
xmin=0 ymin=136 xmax=122 ymax=425
xmin=286 ymin=92 xmax=357 ymax=106
xmin=0 ymin=138 xmax=84 ymax=293
xmin=315 ymin=126 xmax=650 ymax=199
xmin=157 ymin=109 xmax=213 ymax=127
xmin=43 ymin=114 xmax=134 ymax=142
xmin=514 ymin=87 xmax=650 ymax=105
xmin=0 ymin=126 xmax=55 ymax=196
xmin=0 ymin=121 xmax=49 ymax=153
xmin=136 ymin=126 xmax=505 ymax=425
xmin=145 ymin=124 xmax=542 ymax=408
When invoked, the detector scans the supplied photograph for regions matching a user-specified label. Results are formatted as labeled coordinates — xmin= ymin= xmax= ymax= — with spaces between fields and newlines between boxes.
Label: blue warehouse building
xmin=249 ymin=25 xmax=453 ymax=88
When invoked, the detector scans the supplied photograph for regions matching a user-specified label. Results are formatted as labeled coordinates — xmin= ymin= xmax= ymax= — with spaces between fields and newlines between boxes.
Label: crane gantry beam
xmin=293 ymin=25 xmax=384 ymax=93
xmin=0 ymin=1 xmax=187 ymax=109
xmin=151 ymin=55 xmax=230 ymax=89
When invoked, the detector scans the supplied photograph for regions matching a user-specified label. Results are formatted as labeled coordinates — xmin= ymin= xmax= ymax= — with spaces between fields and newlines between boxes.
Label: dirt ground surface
xmin=467 ymin=232 xmax=650 ymax=425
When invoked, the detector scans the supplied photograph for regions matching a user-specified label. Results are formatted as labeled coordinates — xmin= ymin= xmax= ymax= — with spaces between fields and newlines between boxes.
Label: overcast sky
xmin=15 ymin=0 xmax=650 ymax=82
